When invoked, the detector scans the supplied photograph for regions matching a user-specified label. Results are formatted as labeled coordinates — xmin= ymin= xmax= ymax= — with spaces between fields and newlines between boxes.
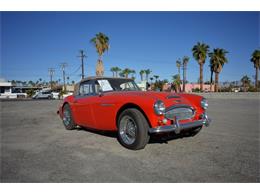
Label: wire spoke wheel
xmin=63 ymin=109 xmax=71 ymax=126
xmin=119 ymin=116 xmax=137 ymax=145
xmin=62 ymin=104 xmax=76 ymax=130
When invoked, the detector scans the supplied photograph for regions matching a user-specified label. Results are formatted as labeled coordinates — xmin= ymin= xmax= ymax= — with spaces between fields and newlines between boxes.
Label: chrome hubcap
xmin=63 ymin=109 xmax=71 ymax=126
xmin=119 ymin=116 xmax=137 ymax=145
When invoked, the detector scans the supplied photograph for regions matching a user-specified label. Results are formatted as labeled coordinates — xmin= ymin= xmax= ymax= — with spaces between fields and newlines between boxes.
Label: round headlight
xmin=154 ymin=100 xmax=165 ymax=115
xmin=201 ymin=98 xmax=208 ymax=110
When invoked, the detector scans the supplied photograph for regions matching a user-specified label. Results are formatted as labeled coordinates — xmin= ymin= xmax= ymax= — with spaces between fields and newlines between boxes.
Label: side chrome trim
xmin=149 ymin=114 xmax=211 ymax=134
xmin=100 ymin=103 xmax=115 ymax=107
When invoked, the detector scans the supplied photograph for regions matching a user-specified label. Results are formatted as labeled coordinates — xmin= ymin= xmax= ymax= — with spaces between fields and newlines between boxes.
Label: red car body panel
xmin=58 ymin=90 xmax=205 ymax=131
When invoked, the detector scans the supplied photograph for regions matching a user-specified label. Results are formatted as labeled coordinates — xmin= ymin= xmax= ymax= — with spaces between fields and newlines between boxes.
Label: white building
xmin=0 ymin=79 xmax=27 ymax=98
xmin=0 ymin=80 xmax=16 ymax=98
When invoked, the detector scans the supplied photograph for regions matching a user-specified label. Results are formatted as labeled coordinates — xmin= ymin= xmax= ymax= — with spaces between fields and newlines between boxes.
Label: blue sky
xmin=1 ymin=12 xmax=259 ymax=83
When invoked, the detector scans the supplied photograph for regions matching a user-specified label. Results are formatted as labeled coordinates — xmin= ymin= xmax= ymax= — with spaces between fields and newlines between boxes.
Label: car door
xmin=73 ymin=80 xmax=96 ymax=128
xmin=91 ymin=80 xmax=119 ymax=130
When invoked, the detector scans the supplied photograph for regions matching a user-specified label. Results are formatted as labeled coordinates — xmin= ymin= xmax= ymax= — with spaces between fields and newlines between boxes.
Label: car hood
xmin=106 ymin=91 xmax=195 ymax=107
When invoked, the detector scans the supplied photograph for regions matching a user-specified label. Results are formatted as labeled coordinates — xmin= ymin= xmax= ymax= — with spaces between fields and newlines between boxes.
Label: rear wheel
xmin=62 ymin=104 xmax=76 ymax=130
xmin=117 ymin=108 xmax=150 ymax=150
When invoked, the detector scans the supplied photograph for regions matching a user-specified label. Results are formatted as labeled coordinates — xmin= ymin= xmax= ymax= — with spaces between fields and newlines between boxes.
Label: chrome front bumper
xmin=149 ymin=114 xmax=211 ymax=134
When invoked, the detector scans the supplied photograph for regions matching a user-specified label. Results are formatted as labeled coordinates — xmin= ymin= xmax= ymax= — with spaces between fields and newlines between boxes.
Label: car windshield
xmin=96 ymin=78 xmax=141 ymax=92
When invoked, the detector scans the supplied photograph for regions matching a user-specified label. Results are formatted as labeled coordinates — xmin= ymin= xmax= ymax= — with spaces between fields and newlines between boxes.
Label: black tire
xmin=117 ymin=108 xmax=150 ymax=150
xmin=62 ymin=104 xmax=76 ymax=130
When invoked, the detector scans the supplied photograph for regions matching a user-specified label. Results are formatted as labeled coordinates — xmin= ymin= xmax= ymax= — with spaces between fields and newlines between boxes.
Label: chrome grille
xmin=165 ymin=107 xmax=195 ymax=120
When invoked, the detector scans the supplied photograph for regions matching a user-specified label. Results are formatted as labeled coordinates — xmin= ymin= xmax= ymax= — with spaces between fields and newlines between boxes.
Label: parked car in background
xmin=51 ymin=92 xmax=60 ymax=100
xmin=58 ymin=77 xmax=211 ymax=150
xmin=33 ymin=90 xmax=53 ymax=99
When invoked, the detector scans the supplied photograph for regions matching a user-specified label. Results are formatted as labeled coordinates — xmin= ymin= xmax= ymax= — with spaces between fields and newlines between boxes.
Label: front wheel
xmin=62 ymin=104 xmax=76 ymax=130
xmin=117 ymin=108 xmax=150 ymax=150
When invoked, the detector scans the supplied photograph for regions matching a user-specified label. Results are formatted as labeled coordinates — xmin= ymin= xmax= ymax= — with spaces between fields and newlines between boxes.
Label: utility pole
xmin=48 ymin=68 xmax=55 ymax=90
xmin=78 ymin=50 xmax=86 ymax=80
xmin=60 ymin=63 xmax=68 ymax=92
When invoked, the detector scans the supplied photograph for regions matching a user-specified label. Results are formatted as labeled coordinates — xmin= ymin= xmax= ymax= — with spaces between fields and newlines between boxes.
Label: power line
xmin=67 ymin=65 xmax=81 ymax=77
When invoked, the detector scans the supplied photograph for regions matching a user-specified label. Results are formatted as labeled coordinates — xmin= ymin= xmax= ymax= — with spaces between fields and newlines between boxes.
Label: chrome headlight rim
xmin=201 ymin=98 xmax=208 ymax=110
xmin=153 ymin=100 xmax=166 ymax=115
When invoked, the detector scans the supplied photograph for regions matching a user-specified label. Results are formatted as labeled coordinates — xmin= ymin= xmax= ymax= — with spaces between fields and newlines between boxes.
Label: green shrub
xmin=25 ymin=89 xmax=35 ymax=97
xmin=192 ymin=88 xmax=200 ymax=92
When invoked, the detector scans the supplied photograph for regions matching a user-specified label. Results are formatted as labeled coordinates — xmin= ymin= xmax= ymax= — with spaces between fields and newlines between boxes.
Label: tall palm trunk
xmin=96 ymin=56 xmax=104 ymax=76
xmin=199 ymin=63 xmax=203 ymax=91
xmin=255 ymin=67 xmax=259 ymax=90
xmin=210 ymin=70 xmax=213 ymax=92
xmin=115 ymin=71 xmax=118 ymax=78
xmin=243 ymin=83 xmax=246 ymax=92
xmin=183 ymin=66 xmax=186 ymax=92
xmin=215 ymin=73 xmax=219 ymax=92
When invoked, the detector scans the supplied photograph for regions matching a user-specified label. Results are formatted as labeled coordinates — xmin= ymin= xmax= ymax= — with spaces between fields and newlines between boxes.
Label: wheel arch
xmin=60 ymin=101 xmax=74 ymax=117
xmin=62 ymin=101 xmax=70 ymax=110
xmin=116 ymin=103 xmax=152 ymax=128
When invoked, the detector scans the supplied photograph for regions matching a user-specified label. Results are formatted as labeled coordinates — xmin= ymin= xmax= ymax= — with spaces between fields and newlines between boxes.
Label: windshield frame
xmin=95 ymin=78 xmax=141 ymax=93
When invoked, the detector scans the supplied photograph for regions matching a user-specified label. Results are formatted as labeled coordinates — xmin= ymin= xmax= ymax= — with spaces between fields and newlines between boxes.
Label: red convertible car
xmin=58 ymin=77 xmax=211 ymax=150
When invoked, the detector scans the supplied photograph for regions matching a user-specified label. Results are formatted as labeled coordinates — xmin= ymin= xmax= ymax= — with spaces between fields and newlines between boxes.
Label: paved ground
xmin=0 ymin=97 xmax=259 ymax=182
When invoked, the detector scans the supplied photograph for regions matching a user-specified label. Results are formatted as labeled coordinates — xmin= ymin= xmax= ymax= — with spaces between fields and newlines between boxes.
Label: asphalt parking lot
xmin=1 ymin=97 xmax=259 ymax=182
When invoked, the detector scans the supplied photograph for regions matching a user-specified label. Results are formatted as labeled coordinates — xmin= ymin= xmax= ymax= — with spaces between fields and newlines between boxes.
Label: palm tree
xmin=250 ymin=49 xmax=260 ymax=90
xmin=90 ymin=32 xmax=110 ymax=76
xmin=11 ymin=80 xmax=16 ymax=85
xmin=172 ymin=74 xmax=181 ymax=92
xmin=241 ymin=75 xmax=251 ymax=92
xmin=154 ymin=75 xmax=159 ymax=82
xmin=130 ymin=69 xmax=136 ymax=78
xmin=209 ymin=64 xmax=214 ymax=92
xmin=145 ymin=69 xmax=152 ymax=82
xmin=28 ymin=80 xmax=34 ymax=87
xmin=163 ymin=79 xmax=169 ymax=84
xmin=176 ymin=59 xmax=181 ymax=76
xmin=110 ymin=67 xmax=116 ymax=77
xmin=121 ymin=68 xmax=132 ymax=78
xmin=182 ymin=56 xmax=189 ymax=92
xmin=150 ymin=77 xmax=154 ymax=83
xmin=66 ymin=76 xmax=70 ymax=85
xmin=209 ymin=48 xmax=228 ymax=92
xmin=114 ymin=67 xmax=121 ymax=77
xmin=139 ymin=70 xmax=145 ymax=81
xmin=192 ymin=42 xmax=210 ymax=91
